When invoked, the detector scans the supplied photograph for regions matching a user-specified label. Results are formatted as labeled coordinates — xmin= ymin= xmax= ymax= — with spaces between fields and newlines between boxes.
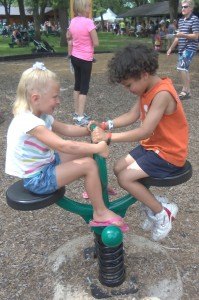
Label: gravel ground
xmin=0 ymin=52 xmax=198 ymax=300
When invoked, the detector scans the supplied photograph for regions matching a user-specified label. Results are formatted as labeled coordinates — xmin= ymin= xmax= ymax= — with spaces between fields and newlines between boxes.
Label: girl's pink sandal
xmin=89 ymin=217 xmax=129 ymax=233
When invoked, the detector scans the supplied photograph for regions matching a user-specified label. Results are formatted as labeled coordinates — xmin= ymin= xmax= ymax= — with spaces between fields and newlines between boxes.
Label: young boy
xmin=91 ymin=43 xmax=189 ymax=241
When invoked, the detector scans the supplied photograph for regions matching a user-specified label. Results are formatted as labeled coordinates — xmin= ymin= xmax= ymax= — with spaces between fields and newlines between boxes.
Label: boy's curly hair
xmin=108 ymin=43 xmax=159 ymax=83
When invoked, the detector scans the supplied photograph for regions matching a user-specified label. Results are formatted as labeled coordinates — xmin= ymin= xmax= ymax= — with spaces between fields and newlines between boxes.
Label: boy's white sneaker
xmin=140 ymin=196 xmax=169 ymax=231
xmin=152 ymin=203 xmax=178 ymax=241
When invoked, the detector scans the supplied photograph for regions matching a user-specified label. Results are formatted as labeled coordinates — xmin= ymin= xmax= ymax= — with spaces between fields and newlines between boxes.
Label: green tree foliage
xmin=193 ymin=0 xmax=199 ymax=15
xmin=93 ymin=0 xmax=128 ymax=16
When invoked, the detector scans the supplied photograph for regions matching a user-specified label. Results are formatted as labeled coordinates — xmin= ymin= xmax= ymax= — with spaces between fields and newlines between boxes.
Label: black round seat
xmin=6 ymin=161 xmax=192 ymax=211
xmin=6 ymin=180 xmax=65 ymax=211
xmin=139 ymin=160 xmax=192 ymax=187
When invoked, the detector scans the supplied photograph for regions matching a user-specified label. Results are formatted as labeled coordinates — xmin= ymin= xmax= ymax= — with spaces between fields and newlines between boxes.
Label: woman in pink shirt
xmin=68 ymin=0 xmax=99 ymax=126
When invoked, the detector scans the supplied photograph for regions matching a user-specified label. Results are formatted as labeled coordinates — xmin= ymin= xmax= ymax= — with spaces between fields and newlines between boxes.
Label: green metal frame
xmin=56 ymin=153 xmax=137 ymax=232
xmin=56 ymin=124 xmax=137 ymax=234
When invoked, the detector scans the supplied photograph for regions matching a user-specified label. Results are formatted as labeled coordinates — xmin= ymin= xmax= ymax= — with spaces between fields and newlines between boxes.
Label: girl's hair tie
xmin=32 ymin=62 xmax=47 ymax=71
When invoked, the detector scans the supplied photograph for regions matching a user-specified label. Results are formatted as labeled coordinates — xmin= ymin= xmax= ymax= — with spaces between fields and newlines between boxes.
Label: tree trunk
xmin=40 ymin=0 xmax=48 ymax=25
xmin=33 ymin=4 xmax=41 ymax=41
xmin=2 ymin=1 xmax=10 ymax=25
xmin=100 ymin=12 xmax=105 ymax=32
xmin=17 ymin=0 xmax=28 ymax=28
xmin=58 ymin=6 xmax=67 ymax=47
xmin=169 ymin=0 xmax=179 ymax=21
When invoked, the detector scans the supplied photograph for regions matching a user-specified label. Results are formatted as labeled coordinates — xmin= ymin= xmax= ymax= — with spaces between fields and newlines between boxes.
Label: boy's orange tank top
xmin=140 ymin=78 xmax=188 ymax=167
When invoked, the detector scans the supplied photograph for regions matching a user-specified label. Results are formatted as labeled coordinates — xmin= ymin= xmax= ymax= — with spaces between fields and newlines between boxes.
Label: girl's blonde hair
xmin=73 ymin=0 xmax=90 ymax=17
xmin=13 ymin=63 xmax=59 ymax=115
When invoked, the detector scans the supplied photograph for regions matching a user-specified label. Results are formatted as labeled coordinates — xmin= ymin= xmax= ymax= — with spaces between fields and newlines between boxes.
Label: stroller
xmin=31 ymin=39 xmax=55 ymax=54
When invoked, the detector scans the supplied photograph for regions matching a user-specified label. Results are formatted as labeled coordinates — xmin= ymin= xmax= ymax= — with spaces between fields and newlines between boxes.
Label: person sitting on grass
xmin=5 ymin=62 xmax=128 ymax=233
xmin=90 ymin=43 xmax=189 ymax=241
xmin=11 ymin=28 xmax=22 ymax=46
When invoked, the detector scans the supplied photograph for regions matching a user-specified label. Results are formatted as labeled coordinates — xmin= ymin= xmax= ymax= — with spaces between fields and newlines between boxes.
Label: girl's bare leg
xmin=55 ymin=156 xmax=125 ymax=224
xmin=79 ymin=153 xmax=133 ymax=199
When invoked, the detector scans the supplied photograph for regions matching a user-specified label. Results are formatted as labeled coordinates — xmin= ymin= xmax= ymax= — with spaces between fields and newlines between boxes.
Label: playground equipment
xmin=6 ymin=136 xmax=192 ymax=294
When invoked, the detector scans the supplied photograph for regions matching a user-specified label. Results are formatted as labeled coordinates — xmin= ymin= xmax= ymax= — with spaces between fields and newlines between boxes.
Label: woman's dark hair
xmin=108 ymin=43 xmax=159 ymax=83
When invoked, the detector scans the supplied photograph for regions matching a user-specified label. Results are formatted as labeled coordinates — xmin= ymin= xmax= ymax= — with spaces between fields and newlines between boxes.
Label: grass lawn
xmin=97 ymin=32 xmax=152 ymax=52
xmin=0 ymin=32 xmax=152 ymax=57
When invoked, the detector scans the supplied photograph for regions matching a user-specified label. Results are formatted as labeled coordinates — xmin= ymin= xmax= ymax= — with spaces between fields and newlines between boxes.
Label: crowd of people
xmin=0 ymin=21 xmax=34 ymax=38
xmin=0 ymin=21 xmax=34 ymax=48
xmin=96 ymin=17 xmax=178 ymax=50
xmin=0 ymin=20 xmax=61 ymax=47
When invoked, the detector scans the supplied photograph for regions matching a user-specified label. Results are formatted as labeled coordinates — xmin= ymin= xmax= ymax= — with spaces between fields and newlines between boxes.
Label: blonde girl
xmin=5 ymin=62 xmax=128 ymax=232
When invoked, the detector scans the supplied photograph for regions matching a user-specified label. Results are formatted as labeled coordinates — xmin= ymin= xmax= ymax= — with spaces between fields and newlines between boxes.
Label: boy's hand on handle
xmin=91 ymin=127 xmax=107 ymax=144
xmin=96 ymin=141 xmax=109 ymax=158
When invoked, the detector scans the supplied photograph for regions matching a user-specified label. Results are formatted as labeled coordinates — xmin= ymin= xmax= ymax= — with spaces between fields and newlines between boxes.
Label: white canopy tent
xmin=94 ymin=8 xmax=123 ymax=22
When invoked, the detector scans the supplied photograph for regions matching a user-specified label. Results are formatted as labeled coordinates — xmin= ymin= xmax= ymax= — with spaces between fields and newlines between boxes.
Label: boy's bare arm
xmin=137 ymin=91 xmax=173 ymax=136
xmin=89 ymin=100 xmax=140 ymax=136
xmin=112 ymin=100 xmax=140 ymax=128
xmin=113 ymin=91 xmax=171 ymax=142
xmin=93 ymin=91 xmax=171 ymax=143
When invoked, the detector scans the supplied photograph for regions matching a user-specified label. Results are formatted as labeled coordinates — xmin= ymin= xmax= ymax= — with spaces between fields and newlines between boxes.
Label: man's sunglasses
xmin=182 ymin=5 xmax=189 ymax=9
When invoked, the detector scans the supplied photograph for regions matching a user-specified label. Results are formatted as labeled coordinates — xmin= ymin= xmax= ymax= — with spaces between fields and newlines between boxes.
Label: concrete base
xmin=48 ymin=234 xmax=183 ymax=300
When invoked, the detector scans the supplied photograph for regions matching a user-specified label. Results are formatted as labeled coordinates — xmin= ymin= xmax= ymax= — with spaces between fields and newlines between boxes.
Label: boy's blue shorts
xmin=23 ymin=153 xmax=60 ymax=195
xmin=129 ymin=145 xmax=184 ymax=178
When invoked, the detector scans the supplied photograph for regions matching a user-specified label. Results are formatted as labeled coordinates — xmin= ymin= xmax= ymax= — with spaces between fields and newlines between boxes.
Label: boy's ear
xmin=143 ymin=72 xmax=149 ymax=80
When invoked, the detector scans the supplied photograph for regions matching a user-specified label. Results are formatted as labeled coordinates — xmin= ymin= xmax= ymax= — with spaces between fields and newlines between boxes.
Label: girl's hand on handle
xmin=97 ymin=141 xmax=109 ymax=158
xmin=91 ymin=127 xmax=107 ymax=143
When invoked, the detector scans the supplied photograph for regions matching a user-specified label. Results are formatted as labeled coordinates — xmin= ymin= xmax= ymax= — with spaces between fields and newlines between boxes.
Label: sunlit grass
xmin=0 ymin=32 xmax=151 ymax=57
